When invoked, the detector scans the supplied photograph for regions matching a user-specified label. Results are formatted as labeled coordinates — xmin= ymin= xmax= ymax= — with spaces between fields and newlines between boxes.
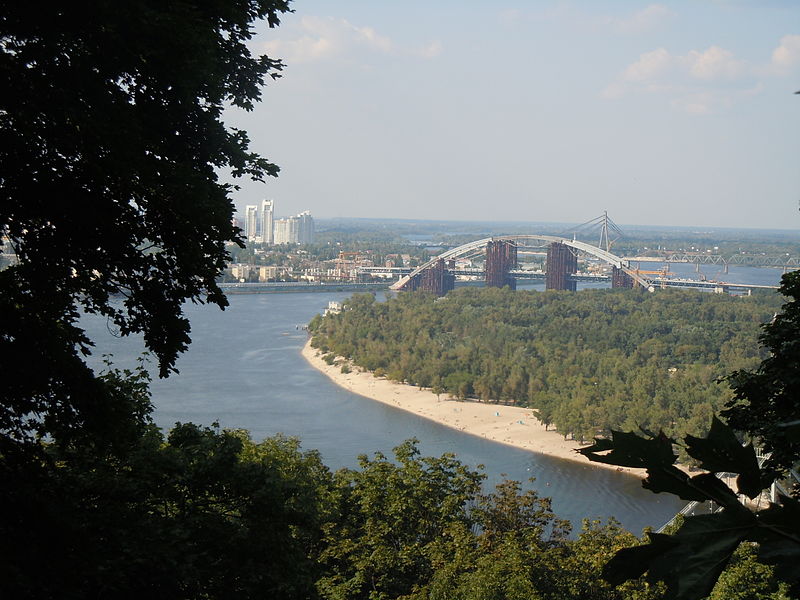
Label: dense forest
xmin=310 ymin=287 xmax=782 ymax=445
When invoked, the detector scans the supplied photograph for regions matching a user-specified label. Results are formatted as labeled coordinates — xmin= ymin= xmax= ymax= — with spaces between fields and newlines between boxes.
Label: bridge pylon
xmin=612 ymin=267 xmax=634 ymax=289
xmin=405 ymin=258 xmax=453 ymax=296
xmin=486 ymin=240 xmax=517 ymax=289
xmin=545 ymin=242 xmax=577 ymax=291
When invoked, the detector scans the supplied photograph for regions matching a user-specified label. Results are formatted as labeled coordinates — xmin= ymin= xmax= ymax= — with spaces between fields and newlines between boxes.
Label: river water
xmin=84 ymin=267 xmax=783 ymax=534
xmin=91 ymin=282 xmax=777 ymax=536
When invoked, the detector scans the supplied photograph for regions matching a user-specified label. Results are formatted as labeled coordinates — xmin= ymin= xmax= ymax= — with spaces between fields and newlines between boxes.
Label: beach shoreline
xmin=301 ymin=339 xmax=647 ymax=478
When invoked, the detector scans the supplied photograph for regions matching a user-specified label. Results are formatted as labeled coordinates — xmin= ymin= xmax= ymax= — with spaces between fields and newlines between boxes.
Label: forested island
xmin=310 ymin=288 xmax=782 ymax=445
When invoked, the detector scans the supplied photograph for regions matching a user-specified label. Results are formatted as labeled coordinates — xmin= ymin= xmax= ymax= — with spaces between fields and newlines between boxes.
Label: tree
xmin=578 ymin=418 xmax=800 ymax=600
xmin=2 ymin=401 xmax=336 ymax=599
xmin=723 ymin=270 xmax=800 ymax=478
xmin=0 ymin=0 xmax=290 ymax=451
xmin=0 ymin=4 xmax=306 ymax=597
xmin=317 ymin=440 xmax=485 ymax=600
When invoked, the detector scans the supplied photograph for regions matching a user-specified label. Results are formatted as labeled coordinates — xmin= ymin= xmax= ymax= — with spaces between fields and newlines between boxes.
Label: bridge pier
xmin=611 ymin=267 xmax=634 ymax=289
xmin=407 ymin=258 xmax=453 ymax=296
xmin=545 ymin=242 xmax=577 ymax=291
xmin=485 ymin=240 xmax=517 ymax=289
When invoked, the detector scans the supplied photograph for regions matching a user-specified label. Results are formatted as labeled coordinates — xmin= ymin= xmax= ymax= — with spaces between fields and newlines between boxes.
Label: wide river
xmin=84 ymin=266 xmax=784 ymax=535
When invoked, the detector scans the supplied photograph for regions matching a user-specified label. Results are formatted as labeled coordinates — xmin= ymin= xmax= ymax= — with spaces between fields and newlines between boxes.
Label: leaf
xmin=683 ymin=416 xmax=761 ymax=499
xmin=642 ymin=470 xmax=743 ymax=510
xmin=637 ymin=511 xmax=755 ymax=600
xmin=750 ymin=495 xmax=800 ymax=584
xmin=603 ymin=533 xmax=678 ymax=586
xmin=642 ymin=465 xmax=707 ymax=501
xmin=578 ymin=429 xmax=677 ymax=470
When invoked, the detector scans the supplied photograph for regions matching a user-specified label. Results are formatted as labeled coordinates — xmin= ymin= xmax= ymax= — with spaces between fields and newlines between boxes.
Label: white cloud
xmin=770 ymin=34 xmax=800 ymax=73
xmin=620 ymin=46 xmax=745 ymax=84
xmin=262 ymin=16 xmax=441 ymax=64
xmin=670 ymin=92 xmax=717 ymax=115
xmin=685 ymin=46 xmax=744 ymax=80
xmin=623 ymin=48 xmax=673 ymax=82
xmin=609 ymin=4 xmax=674 ymax=33
xmin=414 ymin=41 xmax=443 ymax=59
xmin=603 ymin=41 xmax=786 ymax=114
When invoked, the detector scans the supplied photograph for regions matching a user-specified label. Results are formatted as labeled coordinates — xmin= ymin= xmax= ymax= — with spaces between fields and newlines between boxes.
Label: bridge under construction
xmin=390 ymin=235 xmax=667 ymax=295
xmin=389 ymin=214 xmax=780 ymax=296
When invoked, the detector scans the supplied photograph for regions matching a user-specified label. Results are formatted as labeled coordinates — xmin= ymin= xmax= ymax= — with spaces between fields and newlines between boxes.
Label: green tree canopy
xmin=0 ymin=0 xmax=290 ymax=451
xmin=724 ymin=270 xmax=800 ymax=477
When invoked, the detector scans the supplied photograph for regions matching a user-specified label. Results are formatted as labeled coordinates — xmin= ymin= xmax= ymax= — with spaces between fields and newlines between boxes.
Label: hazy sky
xmin=227 ymin=1 xmax=800 ymax=230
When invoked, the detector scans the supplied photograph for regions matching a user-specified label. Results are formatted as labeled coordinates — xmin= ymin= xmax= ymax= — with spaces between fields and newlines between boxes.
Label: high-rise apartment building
xmin=261 ymin=199 xmax=274 ymax=245
xmin=274 ymin=216 xmax=298 ymax=245
xmin=297 ymin=210 xmax=315 ymax=244
xmin=244 ymin=205 xmax=258 ymax=242
xmin=273 ymin=210 xmax=314 ymax=245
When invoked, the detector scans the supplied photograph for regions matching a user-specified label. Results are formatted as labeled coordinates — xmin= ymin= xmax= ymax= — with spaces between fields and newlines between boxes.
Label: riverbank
xmin=301 ymin=339 xmax=647 ymax=477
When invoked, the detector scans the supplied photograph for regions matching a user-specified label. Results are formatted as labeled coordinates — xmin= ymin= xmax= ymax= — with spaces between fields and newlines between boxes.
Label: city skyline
xmin=225 ymin=0 xmax=799 ymax=231
xmin=239 ymin=200 xmax=315 ymax=244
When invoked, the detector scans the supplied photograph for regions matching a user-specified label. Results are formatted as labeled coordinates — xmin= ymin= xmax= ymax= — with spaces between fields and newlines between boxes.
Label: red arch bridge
xmin=388 ymin=235 xmax=776 ymax=296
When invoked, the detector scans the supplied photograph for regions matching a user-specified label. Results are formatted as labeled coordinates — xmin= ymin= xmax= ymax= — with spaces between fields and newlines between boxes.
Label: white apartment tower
xmin=297 ymin=210 xmax=315 ymax=244
xmin=274 ymin=216 xmax=298 ymax=245
xmin=273 ymin=210 xmax=314 ymax=245
xmin=261 ymin=199 xmax=274 ymax=245
xmin=244 ymin=205 xmax=258 ymax=242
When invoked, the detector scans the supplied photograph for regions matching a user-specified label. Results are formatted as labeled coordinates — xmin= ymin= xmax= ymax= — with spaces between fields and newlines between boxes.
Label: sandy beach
xmin=301 ymin=340 xmax=646 ymax=477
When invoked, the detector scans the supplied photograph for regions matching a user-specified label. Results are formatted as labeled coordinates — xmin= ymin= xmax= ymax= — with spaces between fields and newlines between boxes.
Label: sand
xmin=301 ymin=340 xmax=646 ymax=477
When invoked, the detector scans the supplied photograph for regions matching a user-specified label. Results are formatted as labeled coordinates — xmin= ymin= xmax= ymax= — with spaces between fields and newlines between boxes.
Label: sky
xmin=226 ymin=0 xmax=800 ymax=230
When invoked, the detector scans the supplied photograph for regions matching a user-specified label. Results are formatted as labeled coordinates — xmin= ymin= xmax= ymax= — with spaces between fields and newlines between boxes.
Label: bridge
xmin=388 ymin=234 xmax=778 ymax=296
xmin=390 ymin=234 xmax=655 ymax=295
xmin=626 ymin=253 xmax=800 ymax=271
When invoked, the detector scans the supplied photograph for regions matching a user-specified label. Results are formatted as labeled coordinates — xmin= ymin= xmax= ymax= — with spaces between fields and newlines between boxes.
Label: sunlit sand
xmin=302 ymin=340 xmax=645 ymax=477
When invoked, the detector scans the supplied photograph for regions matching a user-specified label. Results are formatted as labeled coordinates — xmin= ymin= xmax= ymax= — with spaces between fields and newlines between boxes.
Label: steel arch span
xmin=390 ymin=235 xmax=654 ymax=291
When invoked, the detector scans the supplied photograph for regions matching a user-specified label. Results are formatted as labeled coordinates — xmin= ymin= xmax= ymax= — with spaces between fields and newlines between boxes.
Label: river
xmin=86 ymin=284 xmax=767 ymax=536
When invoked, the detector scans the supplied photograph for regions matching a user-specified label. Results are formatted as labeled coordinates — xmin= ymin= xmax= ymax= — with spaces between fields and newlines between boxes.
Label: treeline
xmin=310 ymin=287 xmax=782 ymax=443
xmin=9 ymin=418 xmax=787 ymax=599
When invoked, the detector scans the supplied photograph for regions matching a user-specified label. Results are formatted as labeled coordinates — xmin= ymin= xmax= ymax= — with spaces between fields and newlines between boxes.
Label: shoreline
xmin=301 ymin=339 xmax=647 ymax=478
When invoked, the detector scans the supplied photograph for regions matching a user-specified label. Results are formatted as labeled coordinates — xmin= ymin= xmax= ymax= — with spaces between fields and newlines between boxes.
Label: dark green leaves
xmin=578 ymin=429 xmax=677 ymax=469
xmin=722 ymin=270 xmax=800 ymax=476
xmin=604 ymin=509 xmax=757 ymax=600
xmin=1 ymin=1 xmax=291 ymax=450
xmin=580 ymin=417 xmax=800 ymax=600
xmin=684 ymin=416 xmax=761 ymax=499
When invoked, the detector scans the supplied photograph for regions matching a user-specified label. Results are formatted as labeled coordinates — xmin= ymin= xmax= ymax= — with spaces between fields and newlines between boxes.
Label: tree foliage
xmin=0 ymin=0 xmax=290 ymax=451
xmin=575 ymin=271 xmax=800 ymax=599
xmin=310 ymin=287 xmax=780 ymax=444
xmin=579 ymin=419 xmax=800 ymax=599
xmin=723 ymin=270 xmax=800 ymax=477
xmin=1 ymin=373 xmax=336 ymax=599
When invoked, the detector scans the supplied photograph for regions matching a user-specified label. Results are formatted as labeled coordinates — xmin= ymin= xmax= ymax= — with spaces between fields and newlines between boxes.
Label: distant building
xmin=274 ymin=210 xmax=315 ymax=245
xmin=261 ymin=199 xmax=274 ymax=245
xmin=244 ymin=205 xmax=258 ymax=242
xmin=297 ymin=210 xmax=315 ymax=244
xmin=274 ymin=216 xmax=298 ymax=245
xmin=258 ymin=265 xmax=279 ymax=282
xmin=231 ymin=263 xmax=252 ymax=282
